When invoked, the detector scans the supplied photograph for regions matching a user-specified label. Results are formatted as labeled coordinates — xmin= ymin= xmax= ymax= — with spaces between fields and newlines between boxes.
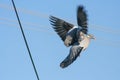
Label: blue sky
xmin=0 ymin=0 xmax=120 ymax=80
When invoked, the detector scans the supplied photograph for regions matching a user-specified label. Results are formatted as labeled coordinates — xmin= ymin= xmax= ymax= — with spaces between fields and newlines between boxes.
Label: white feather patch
xmin=67 ymin=26 xmax=78 ymax=33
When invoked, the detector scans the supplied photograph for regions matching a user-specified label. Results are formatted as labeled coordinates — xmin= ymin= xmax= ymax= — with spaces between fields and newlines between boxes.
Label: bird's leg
xmin=64 ymin=35 xmax=72 ymax=47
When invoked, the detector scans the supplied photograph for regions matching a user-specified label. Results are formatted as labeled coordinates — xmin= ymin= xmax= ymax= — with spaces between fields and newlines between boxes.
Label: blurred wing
xmin=60 ymin=44 xmax=83 ymax=68
xmin=49 ymin=16 xmax=74 ymax=41
xmin=77 ymin=6 xmax=88 ymax=34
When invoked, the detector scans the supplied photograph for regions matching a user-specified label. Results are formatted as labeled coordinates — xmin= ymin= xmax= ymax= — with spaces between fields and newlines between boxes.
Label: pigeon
xmin=49 ymin=5 xmax=95 ymax=68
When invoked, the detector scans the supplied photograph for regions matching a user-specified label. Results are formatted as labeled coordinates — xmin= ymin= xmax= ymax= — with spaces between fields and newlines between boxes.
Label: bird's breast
xmin=79 ymin=37 xmax=90 ymax=50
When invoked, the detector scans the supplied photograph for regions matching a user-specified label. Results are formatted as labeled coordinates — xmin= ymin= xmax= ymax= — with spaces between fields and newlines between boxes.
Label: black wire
xmin=11 ymin=0 xmax=40 ymax=80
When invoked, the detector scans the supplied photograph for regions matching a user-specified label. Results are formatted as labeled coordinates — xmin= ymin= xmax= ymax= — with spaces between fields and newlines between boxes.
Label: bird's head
xmin=87 ymin=34 xmax=95 ymax=40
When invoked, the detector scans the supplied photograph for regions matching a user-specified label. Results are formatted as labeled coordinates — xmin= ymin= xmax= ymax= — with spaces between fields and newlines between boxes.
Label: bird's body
xmin=79 ymin=35 xmax=90 ymax=50
xmin=79 ymin=33 xmax=91 ymax=50
xmin=49 ymin=5 xmax=95 ymax=68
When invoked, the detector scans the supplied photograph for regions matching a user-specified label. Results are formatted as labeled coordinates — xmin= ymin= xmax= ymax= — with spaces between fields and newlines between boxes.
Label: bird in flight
xmin=49 ymin=5 xmax=95 ymax=68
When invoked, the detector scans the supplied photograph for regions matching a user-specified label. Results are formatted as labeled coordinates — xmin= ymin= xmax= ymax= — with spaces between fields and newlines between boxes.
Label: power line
xmin=89 ymin=24 xmax=120 ymax=35
xmin=0 ymin=17 xmax=49 ymax=29
xmin=0 ymin=17 xmax=120 ymax=35
xmin=0 ymin=3 xmax=120 ymax=34
xmin=1 ymin=21 xmax=120 ymax=47
xmin=11 ymin=0 xmax=40 ymax=80
xmin=0 ymin=3 xmax=48 ymax=19
xmin=0 ymin=21 xmax=55 ymax=35
xmin=94 ymin=38 xmax=120 ymax=47
xmin=0 ymin=17 xmax=120 ymax=46
xmin=1 ymin=3 xmax=120 ymax=47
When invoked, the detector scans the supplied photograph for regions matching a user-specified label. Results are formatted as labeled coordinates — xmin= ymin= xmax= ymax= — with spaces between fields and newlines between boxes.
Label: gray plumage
xmin=60 ymin=43 xmax=83 ymax=68
xmin=49 ymin=5 xmax=95 ymax=68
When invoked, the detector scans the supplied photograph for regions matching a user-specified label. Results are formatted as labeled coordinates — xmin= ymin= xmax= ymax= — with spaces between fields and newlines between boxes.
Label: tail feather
xmin=60 ymin=45 xmax=83 ymax=68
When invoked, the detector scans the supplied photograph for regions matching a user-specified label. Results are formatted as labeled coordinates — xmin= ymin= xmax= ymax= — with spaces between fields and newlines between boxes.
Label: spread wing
xmin=49 ymin=16 xmax=74 ymax=41
xmin=77 ymin=6 xmax=88 ymax=34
